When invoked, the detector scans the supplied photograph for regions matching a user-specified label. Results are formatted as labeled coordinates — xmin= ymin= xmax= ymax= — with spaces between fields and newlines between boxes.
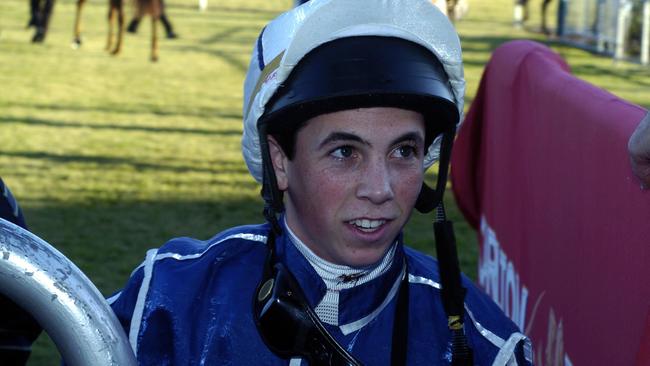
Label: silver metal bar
xmin=0 ymin=218 xmax=136 ymax=366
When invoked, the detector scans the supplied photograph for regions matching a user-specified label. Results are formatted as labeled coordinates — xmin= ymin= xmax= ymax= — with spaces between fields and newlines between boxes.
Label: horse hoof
xmin=32 ymin=32 xmax=45 ymax=43
xmin=151 ymin=56 xmax=159 ymax=62
xmin=71 ymin=38 xmax=82 ymax=49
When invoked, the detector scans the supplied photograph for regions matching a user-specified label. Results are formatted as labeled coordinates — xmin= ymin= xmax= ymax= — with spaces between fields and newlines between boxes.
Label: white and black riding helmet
xmin=242 ymin=0 xmax=466 ymax=214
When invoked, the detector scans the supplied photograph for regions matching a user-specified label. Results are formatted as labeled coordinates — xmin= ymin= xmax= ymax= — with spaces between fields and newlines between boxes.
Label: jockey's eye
xmin=330 ymin=146 xmax=354 ymax=159
xmin=398 ymin=146 xmax=415 ymax=158
xmin=390 ymin=144 xmax=419 ymax=159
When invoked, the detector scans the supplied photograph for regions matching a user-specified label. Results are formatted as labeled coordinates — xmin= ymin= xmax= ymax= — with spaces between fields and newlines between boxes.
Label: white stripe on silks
xmin=492 ymin=332 xmax=529 ymax=366
xmin=289 ymin=358 xmax=302 ymax=366
xmin=408 ymin=274 xmax=441 ymax=289
xmin=465 ymin=307 xmax=506 ymax=348
xmin=106 ymin=291 xmax=121 ymax=305
xmin=153 ymin=233 xmax=267 ymax=262
xmin=408 ymin=273 xmax=519 ymax=359
xmin=129 ymin=248 xmax=158 ymax=356
xmin=338 ymin=265 xmax=405 ymax=336
xmin=129 ymin=233 xmax=267 ymax=275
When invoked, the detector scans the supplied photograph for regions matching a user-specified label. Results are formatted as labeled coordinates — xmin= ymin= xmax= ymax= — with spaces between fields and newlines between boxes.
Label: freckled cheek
xmin=321 ymin=175 xmax=352 ymax=198
xmin=394 ymin=169 xmax=424 ymax=206
xmin=312 ymin=169 xmax=356 ymax=212
xmin=303 ymin=170 xmax=350 ymax=207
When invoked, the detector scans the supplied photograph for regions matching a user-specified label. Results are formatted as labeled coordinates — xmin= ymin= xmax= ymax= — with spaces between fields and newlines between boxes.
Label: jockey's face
xmin=269 ymin=107 xmax=426 ymax=267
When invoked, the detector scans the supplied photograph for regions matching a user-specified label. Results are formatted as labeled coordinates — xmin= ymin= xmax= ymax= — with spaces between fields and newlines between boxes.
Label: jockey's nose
xmin=356 ymin=157 xmax=395 ymax=205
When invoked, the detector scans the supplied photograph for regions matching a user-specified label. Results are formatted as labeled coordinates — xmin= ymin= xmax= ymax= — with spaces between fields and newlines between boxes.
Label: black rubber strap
xmin=390 ymin=260 xmax=410 ymax=366
xmin=434 ymin=219 xmax=474 ymax=365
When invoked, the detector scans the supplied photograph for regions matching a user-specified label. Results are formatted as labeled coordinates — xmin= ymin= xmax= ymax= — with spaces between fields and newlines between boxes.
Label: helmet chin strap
xmin=258 ymin=123 xmax=284 ymax=236
xmin=433 ymin=204 xmax=474 ymax=365
xmin=417 ymin=126 xmax=475 ymax=365
xmin=415 ymin=127 xmax=455 ymax=214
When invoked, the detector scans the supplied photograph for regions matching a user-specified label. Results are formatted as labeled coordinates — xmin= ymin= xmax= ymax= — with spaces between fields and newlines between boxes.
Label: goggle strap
xmin=258 ymin=123 xmax=285 ymax=228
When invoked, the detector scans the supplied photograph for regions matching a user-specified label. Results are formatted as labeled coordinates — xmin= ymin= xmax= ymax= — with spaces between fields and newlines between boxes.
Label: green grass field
xmin=1 ymin=0 xmax=649 ymax=363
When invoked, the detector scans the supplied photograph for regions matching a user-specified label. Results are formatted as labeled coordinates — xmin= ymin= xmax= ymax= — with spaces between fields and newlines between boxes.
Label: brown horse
xmin=72 ymin=0 xmax=163 ymax=61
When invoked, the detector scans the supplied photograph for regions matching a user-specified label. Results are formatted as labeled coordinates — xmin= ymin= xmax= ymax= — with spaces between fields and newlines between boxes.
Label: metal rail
xmin=557 ymin=0 xmax=649 ymax=64
xmin=0 ymin=218 xmax=136 ymax=366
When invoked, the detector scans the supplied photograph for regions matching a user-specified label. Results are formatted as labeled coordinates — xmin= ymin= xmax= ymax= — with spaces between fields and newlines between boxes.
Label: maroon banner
xmin=451 ymin=40 xmax=650 ymax=365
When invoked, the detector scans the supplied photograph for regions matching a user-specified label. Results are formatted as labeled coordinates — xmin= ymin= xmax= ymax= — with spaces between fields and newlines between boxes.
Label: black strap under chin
xmin=390 ymin=261 xmax=410 ymax=366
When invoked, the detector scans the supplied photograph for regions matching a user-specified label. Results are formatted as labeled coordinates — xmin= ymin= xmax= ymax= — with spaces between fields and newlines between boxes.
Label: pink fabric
xmin=451 ymin=40 xmax=650 ymax=365
xmin=637 ymin=308 xmax=650 ymax=366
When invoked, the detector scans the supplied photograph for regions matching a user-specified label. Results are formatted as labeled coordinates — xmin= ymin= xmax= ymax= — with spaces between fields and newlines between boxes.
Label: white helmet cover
xmin=242 ymin=0 xmax=465 ymax=183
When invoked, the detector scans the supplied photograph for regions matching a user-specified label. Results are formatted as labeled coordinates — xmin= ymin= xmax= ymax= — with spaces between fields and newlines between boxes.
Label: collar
xmin=274 ymin=217 xmax=406 ymax=334
xmin=285 ymin=219 xmax=396 ymax=290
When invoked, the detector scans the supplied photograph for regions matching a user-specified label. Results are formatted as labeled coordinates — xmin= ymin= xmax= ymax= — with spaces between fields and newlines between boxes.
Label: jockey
xmin=109 ymin=0 xmax=533 ymax=364
xmin=0 ymin=178 xmax=42 ymax=366
xmin=0 ymin=178 xmax=27 ymax=229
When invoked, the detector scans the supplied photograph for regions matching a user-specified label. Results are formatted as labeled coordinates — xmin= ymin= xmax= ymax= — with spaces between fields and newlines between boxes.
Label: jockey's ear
xmin=267 ymin=136 xmax=289 ymax=191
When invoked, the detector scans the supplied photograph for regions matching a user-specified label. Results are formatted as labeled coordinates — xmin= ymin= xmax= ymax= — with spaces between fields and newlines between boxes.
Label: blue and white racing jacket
xmin=109 ymin=222 xmax=533 ymax=365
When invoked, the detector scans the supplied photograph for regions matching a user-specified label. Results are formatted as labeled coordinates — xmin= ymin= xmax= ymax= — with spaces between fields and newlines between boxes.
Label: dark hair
xmin=271 ymin=120 xmax=307 ymax=160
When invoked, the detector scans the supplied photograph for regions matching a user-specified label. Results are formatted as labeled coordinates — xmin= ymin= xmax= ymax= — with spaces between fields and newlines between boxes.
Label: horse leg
xmin=446 ymin=0 xmax=458 ymax=21
xmin=541 ymin=0 xmax=553 ymax=34
xmin=31 ymin=0 xmax=54 ymax=43
xmin=28 ymin=0 xmax=39 ymax=27
xmin=126 ymin=15 xmax=141 ymax=34
xmin=31 ymin=0 xmax=43 ymax=42
xmin=72 ymin=0 xmax=86 ymax=47
xmin=514 ymin=0 xmax=528 ymax=27
xmin=151 ymin=18 xmax=159 ymax=62
xmin=154 ymin=0 xmax=175 ymax=39
xmin=111 ymin=0 xmax=124 ymax=55
xmin=40 ymin=0 xmax=55 ymax=39
xmin=160 ymin=14 xmax=176 ymax=39
xmin=151 ymin=4 xmax=160 ymax=61
xmin=106 ymin=2 xmax=115 ymax=51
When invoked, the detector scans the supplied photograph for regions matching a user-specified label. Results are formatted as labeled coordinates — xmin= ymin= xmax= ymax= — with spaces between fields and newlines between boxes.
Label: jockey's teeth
xmin=349 ymin=219 xmax=385 ymax=229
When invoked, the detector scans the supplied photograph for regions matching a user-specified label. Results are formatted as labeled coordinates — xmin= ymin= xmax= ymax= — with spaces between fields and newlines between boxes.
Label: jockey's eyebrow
xmin=319 ymin=132 xmax=369 ymax=149
xmin=389 ymin=132 xmax=424 ymax=147
xmin=318 ymin=131 xmax=424 ymax=150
